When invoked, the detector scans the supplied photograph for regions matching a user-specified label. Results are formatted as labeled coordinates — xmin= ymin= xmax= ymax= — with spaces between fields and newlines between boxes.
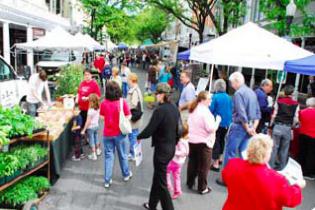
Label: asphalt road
xmin=39 ymin=67 xmax=315 ymax=210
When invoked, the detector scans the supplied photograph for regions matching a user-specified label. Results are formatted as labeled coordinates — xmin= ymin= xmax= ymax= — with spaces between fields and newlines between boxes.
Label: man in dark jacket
xmin=255 ymin=79 xmax=273 ymax=133
xmin=138 ymin=83 xmax=179 ymax=210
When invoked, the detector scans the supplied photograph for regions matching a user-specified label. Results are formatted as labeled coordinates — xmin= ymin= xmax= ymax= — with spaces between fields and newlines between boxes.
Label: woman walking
xmin=127 ymin=73 xmax=143 ymax=160
xmin=138 ymin=83 xmax=180 ymax=210
xmin=186 ymin=91 xmax=221 ymax=194
xmin=100 ymin=81 xmax=133 ymax=188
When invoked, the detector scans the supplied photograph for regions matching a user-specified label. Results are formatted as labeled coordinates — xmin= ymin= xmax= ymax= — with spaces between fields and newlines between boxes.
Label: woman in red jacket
xmin=77 ymin=69 xmax=101 ymax=128
xmin=222 ymin=134 xmax=305 ymax=210
xmin=298 ymin=97 xmax=315 ymax=180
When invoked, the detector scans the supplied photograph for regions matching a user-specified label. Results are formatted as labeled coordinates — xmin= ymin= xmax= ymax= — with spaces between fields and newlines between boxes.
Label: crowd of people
xmin=25 ymin=50 xmax=315 ymax=210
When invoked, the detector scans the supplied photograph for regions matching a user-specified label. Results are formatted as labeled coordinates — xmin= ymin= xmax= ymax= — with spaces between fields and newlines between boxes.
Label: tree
xmin=147 ymin=0 xmax=217 ymax=43
xmin=147 ymin=0 xmax=246 ymax=43
xmin=260 ymin=0 xmax=315 ymax=37
xmin=81 ymin=0 xmax=141 ymax=40
xmin=134 ymin=7 xmax=171 ymax=43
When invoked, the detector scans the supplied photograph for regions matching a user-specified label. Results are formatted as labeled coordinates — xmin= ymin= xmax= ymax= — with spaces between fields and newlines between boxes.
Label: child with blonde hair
xmin=81 ymin=94 xmax=101 ymax=160
xmin=167 ymin=123 xmax=189 ymax=199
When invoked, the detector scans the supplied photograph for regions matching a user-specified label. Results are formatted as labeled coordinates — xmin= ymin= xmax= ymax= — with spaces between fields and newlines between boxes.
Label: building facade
xmin=0 ymin=0 xmax=85 ymax=70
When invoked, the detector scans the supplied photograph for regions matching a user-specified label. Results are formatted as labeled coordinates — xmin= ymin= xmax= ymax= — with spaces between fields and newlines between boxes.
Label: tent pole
xmin=265 ymin=69 xmax=268 ymax=78
xmin=275 ymin=80 xmax=283 ymax=105
xmin=14 ymin=48 xmax=17 ymax=71
xmin=250 ymin=68 xmax=255 ymax=89
xmin=209 ymin=64 xmax=214 ymax=93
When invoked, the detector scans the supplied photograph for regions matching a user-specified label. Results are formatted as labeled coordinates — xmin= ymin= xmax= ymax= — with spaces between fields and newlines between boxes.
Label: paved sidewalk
xmin=39 ymin=67 xmax=315 ymax=210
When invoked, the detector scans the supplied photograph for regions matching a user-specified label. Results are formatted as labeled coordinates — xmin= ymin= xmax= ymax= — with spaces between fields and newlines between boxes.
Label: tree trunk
xmin=198 ymin=31 xmax=204 ymax=44
xmin=90 ymin=8 xmax=96 ymax=38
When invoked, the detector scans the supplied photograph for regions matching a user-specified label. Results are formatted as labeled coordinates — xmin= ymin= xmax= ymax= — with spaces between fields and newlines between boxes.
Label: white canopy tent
xmin=189 ymin=22 xmax=313 ymax=94
xmin=15 ymin=27 xmax=88 ymax=51
xmin=74 ymin=33 xmax=105 ymax=51
xmin=190 ymin=22 xmax=313 ymax=70
xmin=104 ymin=40 xmax=117 ymax=51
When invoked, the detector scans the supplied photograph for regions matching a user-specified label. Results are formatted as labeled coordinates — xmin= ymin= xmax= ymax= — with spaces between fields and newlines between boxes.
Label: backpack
xmin=102 ymin=65 xmax=112 ymax=79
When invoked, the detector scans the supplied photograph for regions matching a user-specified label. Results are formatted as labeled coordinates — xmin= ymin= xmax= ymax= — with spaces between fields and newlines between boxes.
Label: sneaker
xmin=304 ymin=175 xmax=315 ymax=181
xmin=104 ymin=179 xmax=113 ymax=188
xmin=80 ymin=154 xmax=86 ymax=159
xmin=88 ymin=153 xmax=97 ymax=161
xmin=128 ymin=154 xmax=135 ymax=161
xmin=124 ymin=171 xmax=133 ymax=182
xmin=72 ymin=155 xmax=81 ymax=161
xmin=96 ymin=148 xmax=102 ymax=156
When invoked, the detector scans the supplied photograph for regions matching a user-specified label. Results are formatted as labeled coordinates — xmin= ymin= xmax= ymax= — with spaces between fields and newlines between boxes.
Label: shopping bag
xmin=119 ymin=98 xmax=132 ymax=135
xmin=134 ymin=143 xmax=143 ymax=167
xmin=143 ymin=92 xmax=155 ymax=103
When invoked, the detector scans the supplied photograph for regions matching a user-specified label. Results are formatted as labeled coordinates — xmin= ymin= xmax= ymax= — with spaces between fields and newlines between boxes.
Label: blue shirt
xmin=255 ymin=88 xmax=272 ymax=115
xmin=233 ymin=85 xmax=261 ymax=124
xmin=179 ymin=82 xmax=196 ymax=107
xmin=159 ymin=68 xmax=172 ymax=83
xmin=210 ymin=92 xmax=233 ymax=128
xmin=73 ymin=114 xmax=83 ymax=136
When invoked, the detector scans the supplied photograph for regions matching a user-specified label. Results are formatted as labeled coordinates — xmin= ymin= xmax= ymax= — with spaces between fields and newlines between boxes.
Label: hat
xmin=156 ymin=83 xmax=171 ymax=95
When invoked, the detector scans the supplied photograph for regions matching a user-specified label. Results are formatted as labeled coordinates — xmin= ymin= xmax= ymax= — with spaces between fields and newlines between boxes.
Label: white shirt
xmin=26 ymin=73 xmax=48 ymax=103
xmin=121 ymin=67 xmax=131 ymax=83
xmin=87 ymin=108 xmax=100 ymax=129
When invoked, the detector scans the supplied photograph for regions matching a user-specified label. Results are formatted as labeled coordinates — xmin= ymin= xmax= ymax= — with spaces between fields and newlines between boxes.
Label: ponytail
xmin=188 ymin=91 xmax=209 ymax=113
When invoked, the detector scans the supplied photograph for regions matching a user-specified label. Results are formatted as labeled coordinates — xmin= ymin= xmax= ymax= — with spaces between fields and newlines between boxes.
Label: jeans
xmin=128 ymin=129 xmax=139 ymax=158
xmin=26 ymin=102 xmax=40 ymax=117
xmin=269 ymin=124 xmax=292 ymax=170
xmin=223 ymin=123 xmax=250 ymax=167
xmin=103 ymin=135 xmax=131 ymax=183
xmin=122 ymin=82 xmax=129 ymax=98
xmin=167 ymin=160 xmax=183 ymax=194
xmin=87 ymin=127 xmax=99 ymax=147
xmin=73 ymin=133 xmax=83 ymax=158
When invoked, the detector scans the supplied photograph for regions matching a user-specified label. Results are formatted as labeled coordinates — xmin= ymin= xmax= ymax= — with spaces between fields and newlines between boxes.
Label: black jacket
xmin=138 ymin=103 xmax=179 ymax=159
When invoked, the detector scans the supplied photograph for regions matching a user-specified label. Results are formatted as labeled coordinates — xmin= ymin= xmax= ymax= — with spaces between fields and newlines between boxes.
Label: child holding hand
xmin=167 ymin=123 xmax=189 ymax=199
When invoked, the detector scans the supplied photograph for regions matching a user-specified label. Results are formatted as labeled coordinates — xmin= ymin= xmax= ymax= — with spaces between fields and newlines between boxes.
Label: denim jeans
xmin=103 ymin=134 xmax=131 ymax=183
xmin=223 ymin=123 xmax=250 ymax=167
xmin=87 ymin=127 xmax=99 ymax=147
xmin=269 ymin=124 xmax=292 ymax=170
xmin=122 ymin=82 xmax=129 ymax=98
xmin=128 ymin=129 xmax=139 ymax=158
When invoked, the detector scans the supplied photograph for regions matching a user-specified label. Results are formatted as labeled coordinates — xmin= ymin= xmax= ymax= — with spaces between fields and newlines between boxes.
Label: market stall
xmin=0 ymin=107 xmax=51 ymax=209
xmin=189 ymin=22 xmax=313 ymax=89
xmin=284 ymin=54 xmax=315 ymax=76
xmin=36 ymin=105 xmax=76 ymax=182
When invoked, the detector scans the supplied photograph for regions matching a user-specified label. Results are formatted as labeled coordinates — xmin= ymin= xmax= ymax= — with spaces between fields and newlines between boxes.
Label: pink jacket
xmin=188 ymin=103 xmax=219 ymax=148
xmin=172 ymin=138 xmax=189 ymax=165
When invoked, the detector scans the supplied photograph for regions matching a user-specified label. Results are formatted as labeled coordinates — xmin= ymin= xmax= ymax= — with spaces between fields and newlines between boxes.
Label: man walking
xmin=255 ymin=79 xmax=273 ymax=133
xmin=269 ymin=85 xmax=299 ymax=170
xmin=217 ymin=72 xmax=261 ymax=186
xmin=178 ymin=70 xmax=196 ymax=122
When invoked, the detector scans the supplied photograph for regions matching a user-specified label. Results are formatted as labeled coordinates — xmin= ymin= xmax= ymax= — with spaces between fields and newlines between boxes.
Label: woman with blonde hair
xmin=127 ymin=72 xmax=143 ymax=160
xmin=222 ymin=134 xmax=305 ymax=210
xmin=111 ymin=66 xmax=122 ymax=88
xmin=186 ymin=91 xmax=221 ymax=194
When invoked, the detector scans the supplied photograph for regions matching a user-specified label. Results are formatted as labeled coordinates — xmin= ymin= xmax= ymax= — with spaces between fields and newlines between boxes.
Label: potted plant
xmin=0 ymin=125 xmax=11 ymax=151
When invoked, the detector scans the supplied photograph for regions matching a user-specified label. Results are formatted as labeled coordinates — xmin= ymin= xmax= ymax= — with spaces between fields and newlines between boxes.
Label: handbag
xmin=119 ymin=98 xmax=132 ymax=135
xmin=131 ymin=89 xmax=143 ymax=122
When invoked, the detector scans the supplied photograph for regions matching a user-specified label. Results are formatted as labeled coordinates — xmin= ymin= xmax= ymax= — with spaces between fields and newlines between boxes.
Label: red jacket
xmin=78 ymin=80 xmax=101 ymax=111
xmin=299 ymin=108 xmax=315 ymax=138
xmin=222 ymin=158 xmax=302 ymax=210
xmin=94 ymin=56 xmax=105 ymax=73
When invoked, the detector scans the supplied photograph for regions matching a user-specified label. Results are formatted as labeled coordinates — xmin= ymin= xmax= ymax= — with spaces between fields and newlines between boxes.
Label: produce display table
xmin=36 ymin=107 xmax=76 ymax=183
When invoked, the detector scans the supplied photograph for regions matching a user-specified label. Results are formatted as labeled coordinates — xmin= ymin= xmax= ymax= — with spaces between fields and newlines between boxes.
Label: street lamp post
xmin=286 ymin=0 xmax=299 ymax=100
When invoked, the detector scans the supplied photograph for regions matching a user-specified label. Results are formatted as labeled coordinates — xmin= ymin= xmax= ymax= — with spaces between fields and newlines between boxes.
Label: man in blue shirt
xmin=178 ymin=70 xmax=196 ymax=122
xmin=217 ymin=72 xmax=261 ymax=186
xmin=255 ymin=79 xmax=273 ymax=133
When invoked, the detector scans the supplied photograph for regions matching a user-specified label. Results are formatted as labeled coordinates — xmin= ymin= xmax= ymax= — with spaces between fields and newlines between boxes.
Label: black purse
xmin=131 ymin=89 xmax=143 ymax=122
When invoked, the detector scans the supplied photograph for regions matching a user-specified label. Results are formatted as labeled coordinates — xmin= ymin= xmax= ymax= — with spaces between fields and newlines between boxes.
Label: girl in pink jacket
xmin=166 ymin=123 xmax=189 ymax=199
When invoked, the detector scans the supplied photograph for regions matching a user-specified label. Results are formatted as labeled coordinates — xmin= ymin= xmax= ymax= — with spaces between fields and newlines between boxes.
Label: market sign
xmin=33 ymin=28 xmax=45 ymax=40
xmin=277 ymin=71 xmax=287 ymax=84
